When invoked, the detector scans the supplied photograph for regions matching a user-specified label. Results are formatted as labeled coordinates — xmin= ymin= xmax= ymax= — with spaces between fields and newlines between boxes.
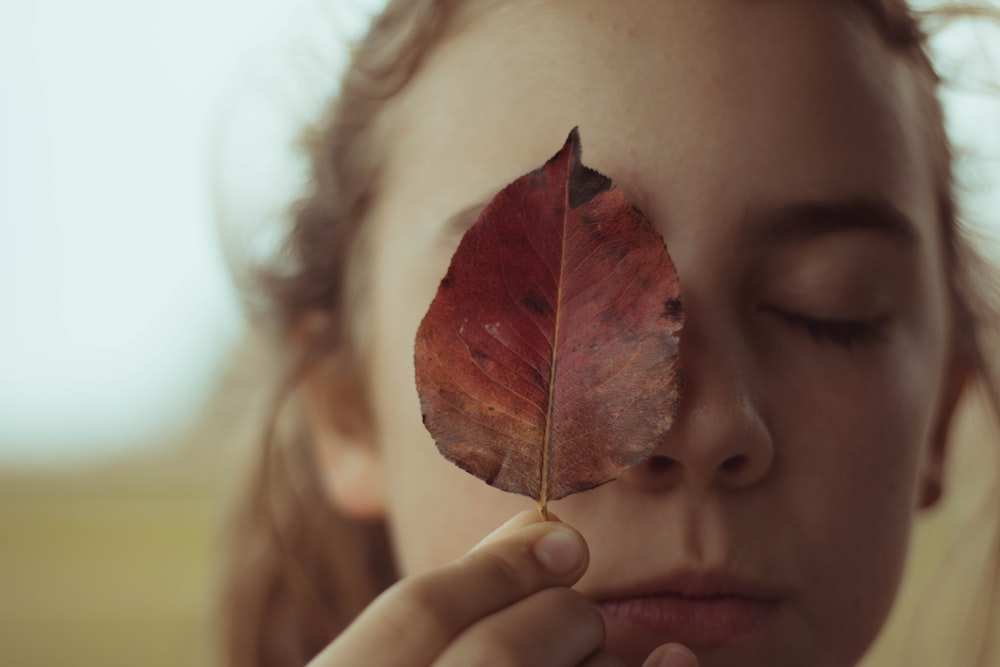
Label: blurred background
xmin=1 ymin=1 xmax=377 ymax=664
xmin=1 ymin=1 xmax=999 ymax=665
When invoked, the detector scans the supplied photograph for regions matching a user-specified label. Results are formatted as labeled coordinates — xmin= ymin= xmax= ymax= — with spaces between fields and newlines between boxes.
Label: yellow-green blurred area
xmin=0 ymin=348 xmax=261 ymax=667
xmin=1 ymin=368 xmax=998 ymax=667
xmin=0 ymin=465 xmax=219 ymax=667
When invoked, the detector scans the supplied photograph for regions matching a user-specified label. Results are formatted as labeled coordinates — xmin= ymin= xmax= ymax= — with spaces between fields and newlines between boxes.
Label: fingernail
xmin=658 ymin=646 xmax=697 ymax=667
xmin=533 ymin=527 xmax=584 ymax=574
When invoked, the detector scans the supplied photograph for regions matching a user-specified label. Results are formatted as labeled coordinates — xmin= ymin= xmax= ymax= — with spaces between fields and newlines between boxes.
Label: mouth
xmin=593 ymin=570 xmax=783 ymax=647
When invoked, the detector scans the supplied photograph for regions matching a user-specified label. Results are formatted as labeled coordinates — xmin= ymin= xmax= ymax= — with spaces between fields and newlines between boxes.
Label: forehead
xmin=375 ymin=0 xmax=935 ymax=251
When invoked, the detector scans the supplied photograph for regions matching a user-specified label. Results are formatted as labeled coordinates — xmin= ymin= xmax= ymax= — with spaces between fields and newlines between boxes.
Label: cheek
xmin=777 ymin=346 xmax=933 ymax=505
xmin=764 ymin=336 xmax=942 ymax=655
xmin=378 ymin=418 xmax=527 ymax=575
xmin=367 ymin=241 xmax=531 ymax=575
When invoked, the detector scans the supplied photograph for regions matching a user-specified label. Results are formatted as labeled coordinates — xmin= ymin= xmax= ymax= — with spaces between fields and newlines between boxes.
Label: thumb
xmin=642 ymin=644 xmax=699 ymax=667
xmin=473 ymin=509 xmax=566 ymax=549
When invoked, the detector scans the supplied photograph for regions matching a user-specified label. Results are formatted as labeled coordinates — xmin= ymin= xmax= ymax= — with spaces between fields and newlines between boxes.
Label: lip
xmin=593 ymin=570 xmax=783 ymax=647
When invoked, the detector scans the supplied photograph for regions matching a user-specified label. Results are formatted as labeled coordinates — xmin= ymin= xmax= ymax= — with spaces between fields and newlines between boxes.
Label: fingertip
xmin=642 ymin=644 xmax=698 ymax=667
xmin=533 ymin=524 xmax=587 ymax=575
xmin=471 ymin=510 xmax=589 ymax=582
xmin=474 ymin=505 xmax=576 ymax=544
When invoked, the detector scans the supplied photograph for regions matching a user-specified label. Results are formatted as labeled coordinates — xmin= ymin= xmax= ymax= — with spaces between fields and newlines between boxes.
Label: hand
xmin=307 ymin=510 xmax=616 ymax=667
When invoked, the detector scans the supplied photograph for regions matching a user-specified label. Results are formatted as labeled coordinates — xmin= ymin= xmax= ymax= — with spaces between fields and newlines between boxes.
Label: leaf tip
xmin=565 ymin=126 xmax=581 ymax=153
xmin=561 ymin=126 xmax=612 ymax=209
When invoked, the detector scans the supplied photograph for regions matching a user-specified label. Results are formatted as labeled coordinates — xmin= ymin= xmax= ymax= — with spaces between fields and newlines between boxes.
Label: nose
xmin=621 ymin=307 xmax=774 ymax=494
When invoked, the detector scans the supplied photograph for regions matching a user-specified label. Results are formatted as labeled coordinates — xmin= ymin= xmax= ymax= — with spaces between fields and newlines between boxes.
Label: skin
xmin=304 ymin=1 xmax=965 ymax=665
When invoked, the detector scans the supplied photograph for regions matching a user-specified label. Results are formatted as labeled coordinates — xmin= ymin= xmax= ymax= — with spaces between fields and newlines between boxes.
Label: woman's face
xmin=339 ymin=1 xmax=956 ymax=665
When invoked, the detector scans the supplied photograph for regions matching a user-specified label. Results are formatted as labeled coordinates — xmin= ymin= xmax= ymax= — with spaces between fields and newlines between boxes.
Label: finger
xmin=641 ymin=644 xmax=699 ymax=667
xmin=474 ymin=509 xmax=564 ymax=547
xmin=434 ymin=586 xmax=604 ymax=667
xmin=309 ymin=518 xmax=588 ymax=667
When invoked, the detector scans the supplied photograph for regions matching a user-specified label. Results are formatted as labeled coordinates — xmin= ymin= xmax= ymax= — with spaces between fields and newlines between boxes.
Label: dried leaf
xmin=414 ymin=128 xmax=684 ymax=516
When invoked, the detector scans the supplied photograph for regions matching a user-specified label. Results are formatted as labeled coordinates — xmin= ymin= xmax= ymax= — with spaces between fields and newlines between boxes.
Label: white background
xmin=0 ymin=0 xmax=997 ymax=465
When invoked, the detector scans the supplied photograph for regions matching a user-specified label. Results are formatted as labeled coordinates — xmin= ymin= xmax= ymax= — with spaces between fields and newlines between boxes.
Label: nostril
xmin=647 ymin=455 xmax=676 ymax=472
xmin=722 ymin=455 xmax=748 ymax=474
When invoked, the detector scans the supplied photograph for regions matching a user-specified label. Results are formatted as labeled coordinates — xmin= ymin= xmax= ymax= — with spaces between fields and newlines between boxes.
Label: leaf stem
xmin=537 ymin=134 xmax=572 ymax=528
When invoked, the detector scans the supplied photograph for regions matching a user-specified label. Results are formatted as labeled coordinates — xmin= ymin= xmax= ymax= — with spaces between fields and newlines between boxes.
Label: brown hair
xmin=219 ymin=1 xmax=1000 ymax=665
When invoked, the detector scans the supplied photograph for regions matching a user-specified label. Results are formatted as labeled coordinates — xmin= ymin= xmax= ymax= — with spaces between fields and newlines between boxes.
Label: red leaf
xmin=414 ymin=128 xmax=684 ymax=513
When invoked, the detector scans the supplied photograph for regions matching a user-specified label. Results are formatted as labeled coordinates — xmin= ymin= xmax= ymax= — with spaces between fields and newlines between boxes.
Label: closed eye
xmin=761 ymin=306 xmax=888 ymax=350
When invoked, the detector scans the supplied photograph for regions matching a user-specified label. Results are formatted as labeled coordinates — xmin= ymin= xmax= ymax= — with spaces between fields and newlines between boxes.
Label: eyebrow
xmin=436 ymin=198 xmax=491 ymax=249
xmin=434 ymin=182 xmax=656 ymax=246
xmin=743 ymin=196 xmax=921 ymax=248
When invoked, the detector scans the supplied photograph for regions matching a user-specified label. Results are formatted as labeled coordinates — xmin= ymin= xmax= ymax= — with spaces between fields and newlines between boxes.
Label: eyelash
xmin=762 ymin=307 xmax=888 ymax=350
